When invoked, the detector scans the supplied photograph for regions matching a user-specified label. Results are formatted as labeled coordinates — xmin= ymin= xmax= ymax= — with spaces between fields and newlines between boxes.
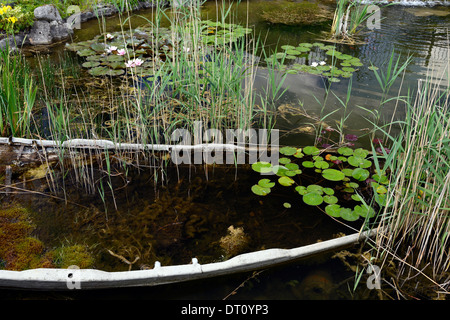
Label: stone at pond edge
xmin=28 ymin=20 xmax=52 ymax=45
xmin=34 ymin=4 xmax=62 ymax=22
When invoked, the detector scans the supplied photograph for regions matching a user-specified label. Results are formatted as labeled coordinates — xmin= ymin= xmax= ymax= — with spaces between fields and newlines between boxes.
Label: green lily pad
xmin=283 ymin=202 xmax=292 ymax=209
xmin=325 ymin=204 xmax=341 ymax=217
xmin=354 ymin=204 xmax=375 ymax=218
xmin=307 ymin=184 xmax=323 ymax=194
xmin=82 ymin=61 xmax=100 ymax=68
xmin=323 ymin=195 xmax=338 ymax=204
xmin=252 ymin=161 xmax=273 ymax=173
xmin=352 ymin=168 xmax=370 ymax=181
xmin=322 ymin=169 xmax=345 ymax=181
xmin=278 ymin=176 xmax=295 ymax=186
xmin=279 ymin=157 xmax=291 ymax=164
xmin=258 ymin=179 xmax=275 ymax=188
xmin=323 ymin=187 xmax=335 ymax=195
xmin=314 ymin=160 xmax=329 ymax=169
xmin=77 ymin=49 xmax=96 ymax=57
xmin=280 ymin=146 xmax=297 ymax=156
xmin=295 ymin=185 xmax=307 ymax=195
xmin=348 ymin=156 xmax=372 ymax=168
xmin=338 ymin=147 xmax=353 ymax=156
xmin=303 ymin=192 xmax=323 ymax=206
xmin=340 ymin=208 xmax=359 ymax=221
xmin=302 ymin=161 xmax=315 ymax=168
xmin=251 ymin=184 xmax=271 ymax=196
xmin=303 ymin=146 xmax=320 ymax=155
xmin=285 ymin=163 xmax=300 ymax=171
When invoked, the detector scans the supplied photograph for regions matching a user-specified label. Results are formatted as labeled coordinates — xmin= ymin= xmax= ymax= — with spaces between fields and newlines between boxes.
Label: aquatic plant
xmin=219 ymin=225 xmax=249 ymax=258
xmin=0 ymin=46 xmax=37 ymax=137
xmin=253 ymin=1 xmax=330 ymax=26
xmin=251 ymin=145 xmax=390 ymax=222
xmin=266 ymin=42 xmax=362 ymax=83
xmin=369 ymin=69 xmax=450 ymax=295
xmin=0 ymin=204 xmax=53 ymax=270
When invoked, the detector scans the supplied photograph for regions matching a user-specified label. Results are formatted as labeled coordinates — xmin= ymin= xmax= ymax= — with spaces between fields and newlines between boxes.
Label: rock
xmin=50 ymin=20 xmax=74 ymax=41
xmin=28 ymin=20 xmax=52 ymax=45
xmin=34 ymin=4 xmax=62 ymax=22
xmin=93 ymin=4 xmax=118 ymax=18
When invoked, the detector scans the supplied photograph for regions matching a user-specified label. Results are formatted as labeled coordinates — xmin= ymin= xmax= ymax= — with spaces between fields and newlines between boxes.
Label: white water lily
xmin=106 ymin=33 xmax=114 ymax=40
xmin=319 ymin=61 xmax=326 ymax=66
xmin=105 ymin=46 xmax=118 ymax=54
xmin=311 ymin=62 xmax=318 ymax=67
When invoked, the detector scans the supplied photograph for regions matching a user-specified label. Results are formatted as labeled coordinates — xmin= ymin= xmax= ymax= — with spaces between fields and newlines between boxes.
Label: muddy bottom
xmin=1 ymin=156 xmax=356 ymax=272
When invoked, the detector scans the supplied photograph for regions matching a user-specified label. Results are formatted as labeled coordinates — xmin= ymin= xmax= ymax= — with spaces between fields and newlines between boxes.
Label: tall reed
xmin=370 ymin=66 xmax=450 ymax=296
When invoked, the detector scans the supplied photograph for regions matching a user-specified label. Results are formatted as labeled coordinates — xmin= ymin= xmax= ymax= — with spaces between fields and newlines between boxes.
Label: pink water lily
xmin=125 ymin=58 xmax=144 ymax=68
xmin=117 ymin=49 xmax=127 ymax=56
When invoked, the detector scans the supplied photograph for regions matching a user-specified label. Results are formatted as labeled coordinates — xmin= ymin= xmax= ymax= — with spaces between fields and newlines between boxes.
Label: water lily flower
xmin=125 ymin=58 xmax=144 ymax=68
xmin=106 ymin=33 xmax=115 ymax=40
xmin=376 ymin=147 xmax=391 ymax=154
xmin=105 ymin=46 xmax=118 ymax=54
xmin=117 ymin=49 xmax=127 ymax=56
xmin=311 ymin=62 xmax=318 ymax=67
xmin=345 ymin=134 xmax=358 ymax=142
xmin=319 ymin=61 xmax=326 ymax=66
xmin=372 ymin=138 xmax=383 ymax=145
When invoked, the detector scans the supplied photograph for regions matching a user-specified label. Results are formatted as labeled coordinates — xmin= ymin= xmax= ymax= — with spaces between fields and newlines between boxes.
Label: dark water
xmin=4 ymin=0 xmax=449 ymax=299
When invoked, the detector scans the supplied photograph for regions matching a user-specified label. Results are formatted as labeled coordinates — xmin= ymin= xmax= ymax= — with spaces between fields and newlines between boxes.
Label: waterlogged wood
xmin=0 ymin=230 xmax=376 ymax=290
xmin=0 ymin=137 xmax=256 ymax=152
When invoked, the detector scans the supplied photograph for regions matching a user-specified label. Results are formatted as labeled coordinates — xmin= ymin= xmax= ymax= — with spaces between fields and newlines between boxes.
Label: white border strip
xmin=0 ymin=230 xmax=375 ymax=290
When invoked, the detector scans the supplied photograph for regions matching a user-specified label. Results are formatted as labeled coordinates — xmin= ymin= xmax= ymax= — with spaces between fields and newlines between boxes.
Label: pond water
xmin=3 ymin=0 xmax=449 ymax=299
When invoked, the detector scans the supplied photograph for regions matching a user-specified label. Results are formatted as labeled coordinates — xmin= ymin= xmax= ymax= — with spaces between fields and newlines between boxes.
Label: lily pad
xmin=280 ymin=146 xmax=298 ymax=156
xmin=251 ymin=184 xmax=271 ymax=196
xmin=258 ymin=179 xmax=275 ymax=188
xmin=352 ymin=168 xmax=370 ymax=181
xmin=340 ymin=208 xmax=359 ymax=221
xmin=325 ymin=204 xmax=341 ymax=217
xmin=303 ymin=192 xmax=323 ymax=206
xmin=252 ymin=161 xmax=273 ymax=173
xmin=278 ymin=176 xmax=295 ymax=186
xmin=322 ymin=169 xmax=345 ymax=181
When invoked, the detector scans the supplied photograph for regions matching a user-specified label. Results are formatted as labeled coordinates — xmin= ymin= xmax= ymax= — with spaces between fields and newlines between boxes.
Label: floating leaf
xmin=283 ymin=202 xmax=292 ymax=209
xmin=303 ymin=146 xmax=320 ymax=155
xmin=303 ymin=192 xmax=323 ymax=206
xmin=342 ymin=168 xmax=354 ymax=177
xmin=351 ymin=194 xmax=363 ymax=202
xmin=278 ymin=176 xmax=295 ymax=186
xmin=323 ymin=187 xmax=335 ymax=195
xmin=352 ymin=168 xmax=370 ymax=181
xmin=372 ymin=174 xmax=389 ymax=185
xmin=307 ymin=184 xmax=323 ymax=194
xmin=251 ymin=184 xmax=271 ymax=196
xmin=295 ymin=186 xmax=307 ymax=195
xmin=280 ymin=146 xmax=297 ymax=156
xmin=82 ymin=61 xmax=100 ymax=68
xmin=354 ymin=204 xmax=375 ymax=218
xmin=353 ymin=148 xmax=369 ymax=158
xmin=252 ymin=161 xmax=273 ymax=173
xmin=279 ymin=157 xmax=291 ymax=164
xmin=348 ymin=156 xmax=372 ymax=168
xmin=322 ymin=169 xmax=345 ymax=181
xmin=258 ymin=179 xmax=275 ymax=188
xmin=285 ymin=163 xmax=300 ymax=171
xmin=340 ymin=208 xmax=359 ymax=221
xmin=323 ymin=195 xmax=338 ymax=204
xmin=338 ymin=147 xmax=353 ymax=156
xmin=325 ymin=204 xmax=341 ymax=217
xmin=302 ymin=161 xmax=315 ymax=168
xmin=273 ymin=165 xmax=288 ymax=176
xmin=314 ymin=160 xmax=329 ymax=169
